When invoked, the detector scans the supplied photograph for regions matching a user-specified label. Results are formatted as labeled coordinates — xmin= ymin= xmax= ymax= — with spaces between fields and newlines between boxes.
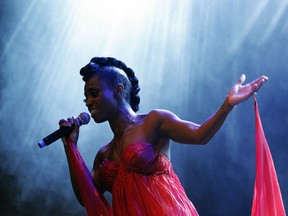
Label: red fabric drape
xmin=65 ymin=140 xmax=112 ymax=216
xmin=252 ymin=97 xmax=286 ymax=216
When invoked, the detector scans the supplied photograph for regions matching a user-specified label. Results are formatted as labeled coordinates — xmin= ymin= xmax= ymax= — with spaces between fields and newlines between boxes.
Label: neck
xmin=109 ymin=106 xmax=136 ymax=136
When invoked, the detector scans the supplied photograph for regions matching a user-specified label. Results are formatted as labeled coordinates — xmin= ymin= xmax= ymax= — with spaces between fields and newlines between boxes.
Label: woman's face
xmin=84 ymin=75 xmax=118 ymax=123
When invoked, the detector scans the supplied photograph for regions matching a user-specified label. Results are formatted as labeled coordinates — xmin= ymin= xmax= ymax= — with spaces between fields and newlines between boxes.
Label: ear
xmin=115 ymin=84 xmax=124 ymax=95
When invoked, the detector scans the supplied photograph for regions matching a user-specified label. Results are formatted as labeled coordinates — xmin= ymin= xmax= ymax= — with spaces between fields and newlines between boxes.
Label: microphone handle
xmin=38 ymin=125 xmax=75 ymax=148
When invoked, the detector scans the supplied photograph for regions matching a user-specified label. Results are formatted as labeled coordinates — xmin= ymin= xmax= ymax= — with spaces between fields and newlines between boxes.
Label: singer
xmin=59 ymin=57 xmax=267 ymax=215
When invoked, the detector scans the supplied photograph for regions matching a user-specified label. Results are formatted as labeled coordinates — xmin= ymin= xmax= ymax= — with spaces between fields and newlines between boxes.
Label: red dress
xmin=99 ymin=142 xmax=199 ymax=216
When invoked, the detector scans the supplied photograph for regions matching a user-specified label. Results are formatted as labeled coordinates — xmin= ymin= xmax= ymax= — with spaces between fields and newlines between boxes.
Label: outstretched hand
xmin=227 ymin=74 xmax=268 ymax=106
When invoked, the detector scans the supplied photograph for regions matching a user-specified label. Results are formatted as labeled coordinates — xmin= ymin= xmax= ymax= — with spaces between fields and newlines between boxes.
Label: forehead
xmin=84 ymin=75 xmax=111 ymax=92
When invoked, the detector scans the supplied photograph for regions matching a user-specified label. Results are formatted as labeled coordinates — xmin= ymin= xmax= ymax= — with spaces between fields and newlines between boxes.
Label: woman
xmin=60 ymin=57 xmax=268 ymax=215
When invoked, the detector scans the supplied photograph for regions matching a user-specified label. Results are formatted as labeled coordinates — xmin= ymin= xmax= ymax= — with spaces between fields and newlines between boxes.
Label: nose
xmin=85 ymin=97 xmax=92 ymax=108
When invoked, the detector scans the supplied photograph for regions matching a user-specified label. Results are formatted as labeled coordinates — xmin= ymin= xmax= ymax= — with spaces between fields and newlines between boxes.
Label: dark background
xmin=1 ymin=1 xmax=288 ymax=215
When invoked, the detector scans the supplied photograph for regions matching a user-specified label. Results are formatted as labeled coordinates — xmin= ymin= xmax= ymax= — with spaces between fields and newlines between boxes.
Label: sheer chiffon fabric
xmin=252 ymin=98 xmax=286 ymax=216
xmin=99 ymin=142 xmax=199 ymax=216
xmin=65 ymin=140 xmax=112 ymax=216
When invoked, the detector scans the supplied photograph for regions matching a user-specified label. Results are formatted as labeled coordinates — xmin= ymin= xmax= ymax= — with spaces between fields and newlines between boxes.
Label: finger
xmin=59 ymin=119 xmax=65 ymax=125
xmin=250 ymin=75 xmax=268 ymax=86
xmin=258 ymin=76 xmax=268 ymax=85
xmin=74 ymin=117 xmax=82 ymax=127
xmin=252 ymin=76 xmax=268 ymax=92
xmin=251 ymin=83 xmax=258 ymax=92
xmin=70 ymin=117 xmax=81 ymax=129
xmin=67 ymin=117 xmax=74 ymax=125
xmin=255 ymin=80 xmax=266 ymax=92
xmin=59 ymin=119 xmax=71 ymax=127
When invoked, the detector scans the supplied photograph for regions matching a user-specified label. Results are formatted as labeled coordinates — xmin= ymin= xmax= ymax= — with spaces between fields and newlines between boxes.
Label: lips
xmin=89 ymin=107 xmax=99 ymax=116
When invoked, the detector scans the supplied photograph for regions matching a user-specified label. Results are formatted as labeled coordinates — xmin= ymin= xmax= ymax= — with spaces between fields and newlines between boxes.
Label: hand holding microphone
xmin=38 ymin=112 xmax=90 ymax=148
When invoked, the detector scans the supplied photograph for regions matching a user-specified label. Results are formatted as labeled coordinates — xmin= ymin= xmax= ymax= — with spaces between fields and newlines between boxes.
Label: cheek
xmin=104 ymin=92 xmax=118 ymax=107
xmin=99 ymin=94 xmax=118 ymax=114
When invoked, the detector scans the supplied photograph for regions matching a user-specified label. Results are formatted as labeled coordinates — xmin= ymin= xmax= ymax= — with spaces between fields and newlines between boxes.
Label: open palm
xmin=227 ymin=74 xmax=268 ymax=106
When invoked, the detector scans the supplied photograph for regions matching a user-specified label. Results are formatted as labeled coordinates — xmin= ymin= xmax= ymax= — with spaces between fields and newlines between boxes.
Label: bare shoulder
xmin=145 ymin=109 xmax=179 ymax=122
xmin=137 ymin=109 xmax=181 ymax=136
xmin=93 ymin=143 xmax=111 ymax=168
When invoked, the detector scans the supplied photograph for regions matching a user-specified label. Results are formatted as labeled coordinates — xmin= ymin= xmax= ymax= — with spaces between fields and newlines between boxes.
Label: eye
xmin=83 ymin=89 xmax=100 ymax=103
xmin=90 ymin=90 xmax=99 ymax=97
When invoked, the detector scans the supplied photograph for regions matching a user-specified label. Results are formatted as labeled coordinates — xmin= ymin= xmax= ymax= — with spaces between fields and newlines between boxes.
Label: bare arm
xmin=156 ymin=98 xmax=232 ymax=144
xmin=158 ymin=74 xmax=268 ymax=144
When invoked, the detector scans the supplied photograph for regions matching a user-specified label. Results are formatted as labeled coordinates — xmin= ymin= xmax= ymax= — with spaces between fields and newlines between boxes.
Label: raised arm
xmin=59 ymin=117 xmax=83 ymax=204
xmin=158 ymin=74 xmax=268 ymax=144
xmin=59 ymin=118 xmax=111 ymax=215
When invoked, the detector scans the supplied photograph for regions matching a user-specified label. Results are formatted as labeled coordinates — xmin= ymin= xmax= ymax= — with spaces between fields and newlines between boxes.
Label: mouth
xmin=89 ymin=107 xmax=99 ymax=117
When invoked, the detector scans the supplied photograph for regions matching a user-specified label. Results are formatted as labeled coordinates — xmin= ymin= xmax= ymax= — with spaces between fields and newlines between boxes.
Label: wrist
xmin=221 ymin=97 xmax=235 ymax=112
xmin=64 ymin=138 xmax=77 ymax=149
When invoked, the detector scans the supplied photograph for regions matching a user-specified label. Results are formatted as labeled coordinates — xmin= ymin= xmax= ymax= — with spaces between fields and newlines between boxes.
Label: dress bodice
xmin=98 ymin=141 xmax=199 ymax=215
xmin=99 ymin=142 xmax=171 ymax=192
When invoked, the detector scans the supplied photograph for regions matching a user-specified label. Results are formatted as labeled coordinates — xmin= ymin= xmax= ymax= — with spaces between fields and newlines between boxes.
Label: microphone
xmin=38 ymin=112 xmax=90 ymax=148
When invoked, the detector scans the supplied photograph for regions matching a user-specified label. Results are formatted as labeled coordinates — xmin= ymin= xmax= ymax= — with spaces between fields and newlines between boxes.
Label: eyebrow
xmin=84 ymin=86 xmax=101 ymax=96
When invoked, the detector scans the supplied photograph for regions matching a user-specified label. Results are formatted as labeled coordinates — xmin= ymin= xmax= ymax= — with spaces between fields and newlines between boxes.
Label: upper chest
xmin=103 ymin=113 xmax=169 ymax=162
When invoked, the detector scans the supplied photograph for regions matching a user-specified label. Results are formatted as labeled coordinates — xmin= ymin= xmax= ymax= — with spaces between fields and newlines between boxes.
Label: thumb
xmin=236 ymin=74 xmax=246 ymax=85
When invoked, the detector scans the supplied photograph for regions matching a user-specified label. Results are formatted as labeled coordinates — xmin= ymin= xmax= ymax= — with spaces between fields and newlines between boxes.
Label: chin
xmin=92 ymin=116 xmax=106 ymax=124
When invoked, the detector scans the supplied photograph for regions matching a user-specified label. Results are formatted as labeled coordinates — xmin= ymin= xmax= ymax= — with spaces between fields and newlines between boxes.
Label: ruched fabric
xmin=99 ymin=142 xmax=199 ymax=216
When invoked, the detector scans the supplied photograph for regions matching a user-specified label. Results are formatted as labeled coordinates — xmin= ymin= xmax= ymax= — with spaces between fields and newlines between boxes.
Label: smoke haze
xmin=1 ymin=0 xmax=288 ymax=215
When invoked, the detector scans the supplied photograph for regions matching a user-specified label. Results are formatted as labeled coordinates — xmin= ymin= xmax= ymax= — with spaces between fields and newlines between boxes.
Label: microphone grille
xmin=79 ymin=112 xmax=91 ymax=125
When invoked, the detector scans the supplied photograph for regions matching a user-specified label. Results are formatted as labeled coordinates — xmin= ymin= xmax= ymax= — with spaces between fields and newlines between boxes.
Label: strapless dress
xmin=99 ymin=142 xmax=199 ymax=216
